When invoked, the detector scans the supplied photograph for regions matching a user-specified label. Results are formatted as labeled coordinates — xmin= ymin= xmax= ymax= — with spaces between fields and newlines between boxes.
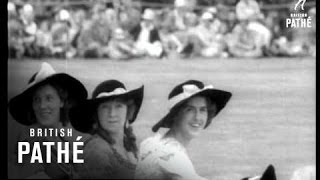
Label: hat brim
xmin=152 ymin=88 xmax=232 ymax=132
xmin=70 ymin=86 xmax=144 ymax=133
xmin=8 ymin=74 xmax=88 ymax=126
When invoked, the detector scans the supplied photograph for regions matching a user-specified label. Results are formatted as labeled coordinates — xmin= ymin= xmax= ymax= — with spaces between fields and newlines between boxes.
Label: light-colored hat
xmin=22 ymin=4 xmax=34 ymax=14
xmin=175 ymin=0 xmax=187 ymax=7
xmin=201 ymin=12 xmax=213 ymax=20
xmin=113 ymin=28 xmax=126 ymax=39
xmin=70 ymin=80 xmax=144 ymax=133
xmin=152 ymin=80 xmax=232 ymax=132
xmin=59 ymin=9 xmax=71 ymax=21
xmin=7 ymin=2 xmax=16 ymax=12
xmin=207 ymin=6 xmax=217 ymax=14
xmin=142 ymin=8 xmax=155 ymax=20
xmin=8 ymin=62 xmax=88 ymax=126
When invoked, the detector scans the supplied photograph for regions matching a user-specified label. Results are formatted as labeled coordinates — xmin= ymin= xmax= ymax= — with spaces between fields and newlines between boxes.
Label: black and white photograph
xmin=7 ymin=0 xmax=316 ymax=179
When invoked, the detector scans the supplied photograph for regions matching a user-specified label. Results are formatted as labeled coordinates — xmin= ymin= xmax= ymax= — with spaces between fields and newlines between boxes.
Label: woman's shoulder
xmin=84 ymin=134 xmax=112 ymax=153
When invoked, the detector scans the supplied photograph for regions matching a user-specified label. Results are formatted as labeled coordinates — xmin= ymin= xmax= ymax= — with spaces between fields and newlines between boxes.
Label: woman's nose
xmin=195 ymin=110 xmax=203 ymax=121
xmin=39 ymin=99 xmax=47 ymax=109
xmin=110 ymin=106 xmax=116 ymax=116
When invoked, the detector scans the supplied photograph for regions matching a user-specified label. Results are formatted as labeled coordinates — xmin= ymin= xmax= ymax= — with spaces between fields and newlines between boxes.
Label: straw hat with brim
xmin=113 ymin=28 xmax=126 ymax=40
xmin=70 ymin=80 xmax=144 ymax=133
xmin=152 ymin=80 xmax=232 ymax=132
xmin=201 ymin=12 xmax=213 ymax=20
xmin=8 ymin=62 xmax=88 ymax=126
xmin=142 ymin=9 xmax=155 ymax=20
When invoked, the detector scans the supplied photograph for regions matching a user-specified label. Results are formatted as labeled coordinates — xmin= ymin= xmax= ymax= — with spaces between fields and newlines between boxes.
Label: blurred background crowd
xmin=7 ymin=0 xmax=316 ymax=60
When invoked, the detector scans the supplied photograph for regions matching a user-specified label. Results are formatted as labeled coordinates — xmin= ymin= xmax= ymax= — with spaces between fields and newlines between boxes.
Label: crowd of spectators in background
xmin=8 ymin=0 xmax=316 ymax=60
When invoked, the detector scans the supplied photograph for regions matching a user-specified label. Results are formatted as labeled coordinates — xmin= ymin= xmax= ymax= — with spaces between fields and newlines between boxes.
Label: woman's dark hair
xmin=92 ymin=97 xmax=138 ymax=158
xmin=29 ymin=82 xmax=70 ymax=126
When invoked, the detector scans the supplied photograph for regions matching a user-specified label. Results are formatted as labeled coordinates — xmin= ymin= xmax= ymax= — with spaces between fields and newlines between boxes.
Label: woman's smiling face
xmin=32 ymin=84 xmax=63 ymax=127
xmin=173 ymin=96 xmax=216 ymax=139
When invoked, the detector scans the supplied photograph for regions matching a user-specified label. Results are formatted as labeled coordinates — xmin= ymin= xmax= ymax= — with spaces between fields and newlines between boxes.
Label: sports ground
xmin=7 ymin=57 xmax=315 ymax=179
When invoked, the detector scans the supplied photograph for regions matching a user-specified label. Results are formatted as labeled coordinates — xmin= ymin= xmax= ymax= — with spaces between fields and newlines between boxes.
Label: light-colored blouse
xmin=135 ymin=133 xmax=207 ymax=180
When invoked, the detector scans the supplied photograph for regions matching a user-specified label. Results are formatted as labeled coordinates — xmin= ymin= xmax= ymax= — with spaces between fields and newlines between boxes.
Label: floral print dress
xmin=135 ymin=133 xmax=207 ymax=180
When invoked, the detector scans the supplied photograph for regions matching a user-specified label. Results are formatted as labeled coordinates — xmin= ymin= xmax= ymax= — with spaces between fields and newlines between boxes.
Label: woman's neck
xmin=98 ymin=127 xmax=124 ymax=147
xmin=165 ymin=128 xmax=191 ymax=148
xmin=110 ymin=130 xmax=125 ymax=147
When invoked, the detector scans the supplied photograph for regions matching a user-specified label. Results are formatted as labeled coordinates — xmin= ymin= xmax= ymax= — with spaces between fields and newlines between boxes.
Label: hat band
xmin=96 ymin=88 xmax=127 ymax=98
xmin=168 ymin=84 xmax=214 ymax=108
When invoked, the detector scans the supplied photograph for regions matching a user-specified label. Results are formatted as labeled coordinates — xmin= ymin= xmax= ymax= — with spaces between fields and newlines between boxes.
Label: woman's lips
xmin=190 ymin=123 xmax=203 ymax=128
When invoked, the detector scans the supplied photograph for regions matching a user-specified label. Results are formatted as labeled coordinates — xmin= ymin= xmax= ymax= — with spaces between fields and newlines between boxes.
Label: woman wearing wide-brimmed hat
xmin=135 ymin=80 xmax=232 ymax=180
xmin=8 ymin=62 xmax=88 ymax=179
xmin=70 ymin=80 xmax=144 ymax=179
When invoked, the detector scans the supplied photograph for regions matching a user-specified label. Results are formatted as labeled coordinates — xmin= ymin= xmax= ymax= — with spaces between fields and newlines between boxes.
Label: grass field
xmin=7 ymin=57 xmax=315 ymax=180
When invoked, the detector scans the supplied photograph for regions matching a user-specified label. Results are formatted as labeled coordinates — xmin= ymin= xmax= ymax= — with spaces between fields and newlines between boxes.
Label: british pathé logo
xmin=294 ymin=0 xmax=306 ymax=10
xmin=286 ymin=0 xmax=312 ymax=28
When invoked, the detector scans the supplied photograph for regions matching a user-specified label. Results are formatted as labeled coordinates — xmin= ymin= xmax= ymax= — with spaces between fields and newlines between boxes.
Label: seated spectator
xmin=117 ymin=0 xmax=141 ymax=33
xmin=270 ymin=8 xmax=315 ymax=58
xmin=247 ymin=15 xmax=272 ymax=54
xmin=50 ymin=9 xmax=73 ymax=58
xmin=206 ymin=6 xmax=223 ymax=34
xmin=20 ymin=4 xmax=38 ymax=57
xmin=8 ymin=2 xmax=17 ymax=20
xmin=191 ymin=12 xmax=228 ymax=58
xmin=226 ymin=12 xmax=269 ymax=58
xmin=236 ymin=0 xmax=262 ymax=22
xmin=77 ymin=3 xmax=110 ymax=58
xmin=8 ymin=3 xmax=24 ymax=59
xmin=105 ymin=6 xmax=118 ymax=30
xmin=264 ymin=10 xmax=281 ymax=39
xmin=108 ymin=28 xmax=143 ymax=60
xmin=34 ymin=20 xmax=52 ymax=58
xmin=161 ymin=11 xmax=206 ymax=58
xmin=162 ymin=0 xmax=190 ymax=32
xmin=131 ymin=9 xmax=164 ymax=58
xmin=290 ymin=7 xmax=316 ymax=57
xmin=269 ymin=36 xmax=309 ymax=57
xmin=226 ymin=20 xmax=262 ymax=58
xmin=68 ymin=9 xmax=87 ymax=58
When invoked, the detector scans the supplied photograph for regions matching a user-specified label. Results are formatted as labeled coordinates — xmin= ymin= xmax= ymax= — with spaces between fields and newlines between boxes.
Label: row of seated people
xmin=8 ymin=0 xmax=316 ymax=60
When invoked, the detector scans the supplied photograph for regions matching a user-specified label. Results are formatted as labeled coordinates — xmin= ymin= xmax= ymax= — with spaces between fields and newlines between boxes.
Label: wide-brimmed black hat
xmin=8 ymin=62 xmax=88 ymax=126
xmin=152 ymin=80 xmax=232 ymax=132
xmin=70 ymin=80 xmax=144 ymax=133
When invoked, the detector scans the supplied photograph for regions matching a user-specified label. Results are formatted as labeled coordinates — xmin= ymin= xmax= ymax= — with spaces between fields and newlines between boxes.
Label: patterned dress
xmin=135 ymin=133 xmax=207 ymax=180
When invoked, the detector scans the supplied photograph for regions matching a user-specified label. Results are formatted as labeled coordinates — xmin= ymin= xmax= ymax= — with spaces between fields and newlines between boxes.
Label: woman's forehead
xmin=185 ymin=96 xmax=207 ymax=106
xmin=100 ymin=97 xmax=127 ymax=104
xmin=33 ymin=84 xmax=58 ymax=96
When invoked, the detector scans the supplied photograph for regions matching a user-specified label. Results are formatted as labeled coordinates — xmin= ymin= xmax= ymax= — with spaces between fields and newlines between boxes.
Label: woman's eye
xmin=200 ymin=108 xmax=208 ymax=113
xmin=46 ymin=96 xmax=53 ymax=101
xmin=116 ymin=104 xmax=124 ymax=108
xmin=99 ymin=103 xmax=109 ymax=109
xmin=185 ymin=107 xmax=193 ymax=112
xmin=33 ymin=97 xmax=40 ymax=103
